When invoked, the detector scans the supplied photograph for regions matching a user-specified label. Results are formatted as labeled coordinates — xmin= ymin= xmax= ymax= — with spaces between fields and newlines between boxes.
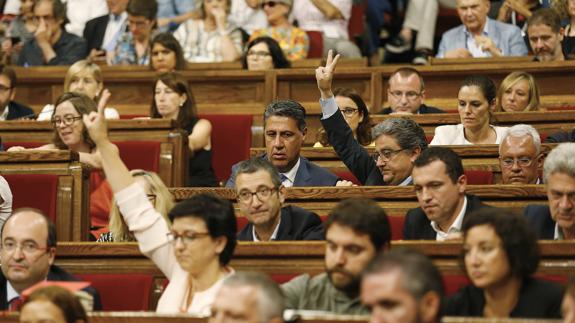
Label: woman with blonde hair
xmin=37 ymin=60 xmax=119 ymax=121
xmin=98 ymin=169 xmax=175 ymax=242
xmin=496 ymin=71 xmax=541 ymax=112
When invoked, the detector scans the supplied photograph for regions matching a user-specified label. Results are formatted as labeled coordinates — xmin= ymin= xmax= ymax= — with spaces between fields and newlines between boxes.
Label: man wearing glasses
xmin=499 ymin=124 xmax=543 ymax=185
xmin=18 ymin=0 xmax=86 ymax=66
xmin=379 ymin=68 xmax=444 ymax=115
xmin=0 ymin=66 xmax=35 ymax=121
xmin=0 ymin=208 xmax=101 ymax=310
xmin=316 ymin=52 xmax=428 ymax=186
xmin=234 ymin=157 xmax=324 ymax=241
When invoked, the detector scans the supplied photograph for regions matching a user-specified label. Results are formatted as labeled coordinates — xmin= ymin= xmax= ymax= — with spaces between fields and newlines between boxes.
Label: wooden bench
xmin=0 ymin=151 xmax=89 ymax=241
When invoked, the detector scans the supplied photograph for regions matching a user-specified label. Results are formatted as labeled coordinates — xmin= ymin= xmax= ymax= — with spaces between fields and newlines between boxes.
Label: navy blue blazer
xmin=237 ymin=205 xmax=325 ymax=241
xmin=226 ymin=155 xmax=339 ymax=187
xmin=523 ymin=204 xmax=555 ymax=239
xmin=83 ymin=14 xmax=109 ymax=53
xmin=545 ymin=129 xmax=575 ymax=143
xmin=6 ymin=101 xmax=35 ymax=120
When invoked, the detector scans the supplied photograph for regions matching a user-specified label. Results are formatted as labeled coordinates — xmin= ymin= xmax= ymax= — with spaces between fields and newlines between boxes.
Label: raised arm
xmin=315 ymin=50 xmax=340 ymax=100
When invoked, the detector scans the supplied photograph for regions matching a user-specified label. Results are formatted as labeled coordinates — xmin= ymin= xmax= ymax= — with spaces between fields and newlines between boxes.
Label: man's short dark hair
xmin=168 ymin=194 xmax=237 ymax=265
xmin=325 ymin=198 xmax=391 ymax=251
xmin=234 ymin=157 xmax=282 ymax=188
xmin=371 ymin=118 xmax=428 ymax=152
xmin=1 ymin=208 xmax=57 ymax=248
xmin=34 ymin=0 xmax=68 ymax=26
xmin=528 ymin=8 xmax=562 ymax=33
xmin=364 ymin=248 xmax=444 ymax=315
xmin=413 ymin=147 xmax=464 ymax=183
xmin=389 ymin=67 xmax=425 ymax=92
xmin=264 ymin=100 xmax=307 ymax=133
xmin=0 ymin=65 xmax=17 ymax=88
xmin=127 ymin=0 xmax=158 ymax=20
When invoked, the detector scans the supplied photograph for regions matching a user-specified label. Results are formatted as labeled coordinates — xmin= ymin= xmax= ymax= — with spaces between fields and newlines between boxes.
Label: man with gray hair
xmin=210 ymin=272 xmax=285 ymax=323
xmin=227 ymin=99 xmax=339 ymax=187
xmin=524 ymin=143 xmax=575 ymax=239
xmin=499 ymin=124 xmax=543 ymax=185
xmin=316 ymin=52 xmax=427 ymax=186
xmin=361 ymin=248 xmax=444 ymax=323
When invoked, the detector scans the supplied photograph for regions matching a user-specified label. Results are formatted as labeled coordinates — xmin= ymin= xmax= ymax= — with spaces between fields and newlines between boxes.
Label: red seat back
xmin=75 ymin=273 xmax=154 ymax=311
xmin=3 ymin=174 xmax=59 ymax=223
xmin=114 ymin=141 xmax=161 ymax=173
xmin=335 ymin=171 xmax=361 ymax=185
xmin=388 ymin=215 xmax=405 ymax=240
xmin=464 ymin=170 xmax=494 ymax=185
xmin=348 ymin=1 xmax=366 ymax=38
xmin=306 ymin=31 xmax=324 ymax=58
xmin=3 ymin=142 xmax=42 ymax=149
xmin=443 ymin=275 xmax=471 ymax=296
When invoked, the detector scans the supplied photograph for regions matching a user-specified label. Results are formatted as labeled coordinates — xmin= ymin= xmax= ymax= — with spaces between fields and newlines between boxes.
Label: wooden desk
xmin=0 ymin=151 xmax=89 ymax=241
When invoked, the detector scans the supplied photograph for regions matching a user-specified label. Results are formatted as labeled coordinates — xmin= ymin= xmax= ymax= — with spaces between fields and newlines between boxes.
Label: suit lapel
xmin=293 ymin=157 xmax=311 ymax=186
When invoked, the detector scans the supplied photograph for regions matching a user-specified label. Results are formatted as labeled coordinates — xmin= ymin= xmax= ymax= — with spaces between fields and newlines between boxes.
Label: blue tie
xmin=279 ymin=173 xmax=288 ymax=183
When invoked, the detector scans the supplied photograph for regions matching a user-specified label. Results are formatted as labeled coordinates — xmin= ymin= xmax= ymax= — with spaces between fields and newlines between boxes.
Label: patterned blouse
xmin=109 ymin=29 xmax=150 ymax=66
xmin=250 ymin=26 xmax=309 ymax=61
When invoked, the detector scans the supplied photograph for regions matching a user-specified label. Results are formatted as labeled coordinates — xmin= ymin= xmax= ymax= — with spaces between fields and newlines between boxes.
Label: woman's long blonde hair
xmin=108 ymin=170 xmax=175 ymax=242
xmin=496 ymin=71 xmax=540 ymax=112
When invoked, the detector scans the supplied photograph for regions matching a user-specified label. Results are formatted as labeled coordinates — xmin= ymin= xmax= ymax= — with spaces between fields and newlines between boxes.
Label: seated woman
xmin=1 ymin=0 xmax=36 ymax=65
xmin=249 ymin=0 xmax=309 ymax=61
xmin=496 ymin=71 xmax=540 ymax=112
xmin=445 ymin=208 xmax=563 ymax=318
xmin=151 ymin=72 xmax=218 ymax=187
xmin=37 ymin=60 xmax=119 ymax=121
xmin=150 ymin=32 xmax=187 ymax=72
xmin=430 ymin=75 xmax=508 ymax=145
xmin=20 ymin=286 xmax=87 ymax=323
xmin=242 ymin=36 xmax=290 ymax=70
xmin=554 ymin=0 xmax=575 ymax=56
xmin=98 ymin=169 xmax=175 ymax=242
xmin=82 ymin=92 xmax=237 ymax=314
xmin=173 ymin=0 xmax=243 ymax=62
xmin=314 ymin=87 xmax=372 ymax=147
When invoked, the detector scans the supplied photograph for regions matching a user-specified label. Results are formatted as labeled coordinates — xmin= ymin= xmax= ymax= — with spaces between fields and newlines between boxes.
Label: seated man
xmin=0 ymin=66 xmax=35 ymax=120
xmin=210 ymin=271 xmax=284 ymax=323
xmin=527 ymin=8 xmax=566 ymax=62
xmin=361 ymin=248 xmax=444 ymax=323
xmin=282 ymin=198 xmax=390 ymax=315
xmin=524 ymin=143 xmax=575 ymax=239
xmin=316 ymin=52 xmax=428 ymax=185
xmin=404 ymin=147 xmax=490 ymax=240
xmin=379 ymin=68 xmax=445 ymax=115
xmin=227 ymin=100 xmax=340 ymax=187
xmin=83 ymin=0 xmax=129 ymax=60
xmin=0 ymin=208 xmax=102 ymax=310
xmin=437 ymin=0 xmax=527 ymax=58
xmin=234 ymin=157 xmax=324 ymax=241
xmin=499 ymin=124 xmax=543 ymax=185
xmin=545 ymin=128 xmax=575 ymax=143
xmin=18 ymin=0 xmax=86 ymax=66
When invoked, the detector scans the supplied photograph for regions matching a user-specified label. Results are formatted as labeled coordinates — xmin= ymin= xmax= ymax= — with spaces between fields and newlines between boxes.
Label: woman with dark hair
xmin=430 ymin=75 xmax=508 ymax=145
xmin=242 ymin=36 xmax=290 ymax=70
xmin=150 ymin=72 xmax=218 ymax=187
xmin=82 ymin=93 xmax=237 ymax=314
xmin=314 ymin=87 xmax=372 ymax=147
xmin=150 ymin=32 xmax=187 ymax=72
xmin=444 ymin=208 xmax=563 ymax=318
xmin=20 ymin=286 xmax=87 ymax=323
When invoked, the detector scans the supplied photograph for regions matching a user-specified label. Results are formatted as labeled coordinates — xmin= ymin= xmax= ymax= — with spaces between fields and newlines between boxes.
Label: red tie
xmin=9 ymin=297 xmax=23 ymax=311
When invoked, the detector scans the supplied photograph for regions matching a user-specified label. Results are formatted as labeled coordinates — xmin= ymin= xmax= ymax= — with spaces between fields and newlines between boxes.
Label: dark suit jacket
xmin=403 ymin=194 xmax=488 ymax=240
xmin=237 ymin=205 xmax=325 ymax=241
xmin=379 ymin=104 xmax=445 ymax=115
xmin=6 ymin=101 xmax=35 ymax=120
xmin=523 ymin=204 xmax=555 ymax=239
xmin=0 ymin=265 xmax=102 ymax=310
xmin=545 ymin=129 xmax=575 ymax=143
xmin=226 ymin=155 xmax=339 ymax=187
xmin=83 ymin=15 xmax=109 ymax=52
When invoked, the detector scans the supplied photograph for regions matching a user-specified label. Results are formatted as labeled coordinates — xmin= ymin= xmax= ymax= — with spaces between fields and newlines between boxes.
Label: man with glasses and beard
xmin=282 ymin=198 xmax=391 ymax=314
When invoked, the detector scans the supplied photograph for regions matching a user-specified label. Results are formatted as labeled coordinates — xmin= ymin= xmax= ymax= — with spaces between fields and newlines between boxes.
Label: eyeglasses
xmin=32 ymin=15 xmax=55 ymax=24
xmin=1 ymin=240 xmax=49 ymax=255
xmin=500 ymin=157 xmax=534 ymax=168
xmin=237 ymin=186 xmax=277 ymax=203
xmin=372 ymin=148 xmax=407 ymax=162
xmin=51 ymin=115 xmax=82 ymax=127
xmin=261 ymin=1 xmax=278 ymax=8
xmin=388 ymin=90 xmax=421 ymax=101
xmin=339 ymin=107 xmax=358 ymax=117
xmin=0 ymin=85 xmax=12 ymax=92
xmin=247 ymin=50 xmax=271 ymax=58
xmin=166 ymin=231 xmax=210 ymax=246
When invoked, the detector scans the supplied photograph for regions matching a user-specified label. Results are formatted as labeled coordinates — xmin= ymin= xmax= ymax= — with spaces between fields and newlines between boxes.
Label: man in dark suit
xmin=83 ymin=0 xmax=129 ymax=60
xmin=0 ymin=66 xmax=35 ymax=120
xmin=378 ymin=68 xmax=444 ymax=115
xmin=0 ymin=208 xmax=102 ymax=310
xmin=233 ymin=157 xmax=324 ymax=241
xmin=524 ymin=143 xmax=575 ymax=239
xmin=316 ymin=52 xmax=428 ymax=186
xmin=403 ymin=147 xmax=489 ymax=240
xmin=227 ymin=99 xmax=339 ymax=187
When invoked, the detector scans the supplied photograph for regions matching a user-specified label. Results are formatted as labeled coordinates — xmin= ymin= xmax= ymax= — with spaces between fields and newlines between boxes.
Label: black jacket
xmin=83 ymin=15 xmax=109 ymax=53
xmin=523 ymin=204 xmax=555 ymax=239
xmin=545 ymin=129 xmax=575 ymax=143
xmin=379 ymin=104 xmax=445 ymax=115
xmin=5 ymin=101 xmax=35 ymax=120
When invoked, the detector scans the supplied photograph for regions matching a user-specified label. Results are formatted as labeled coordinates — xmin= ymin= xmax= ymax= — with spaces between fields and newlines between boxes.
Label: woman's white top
xmin=430 ymin=124 xmax=509 ymax=145
xmin=37 ymin=104 xmax=120 ymax=121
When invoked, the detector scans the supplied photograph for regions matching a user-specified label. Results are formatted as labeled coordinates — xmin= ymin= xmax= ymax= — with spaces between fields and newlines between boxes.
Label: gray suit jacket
xmin=437 ymin=18 xmax=528 ymax=58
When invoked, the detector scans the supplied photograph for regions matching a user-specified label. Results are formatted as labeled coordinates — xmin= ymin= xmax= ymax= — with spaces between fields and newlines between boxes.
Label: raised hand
xmin=83 ymin=89 xmax=111 ymax=145
xmin=315 ymin=50 xmax=340 ymax=98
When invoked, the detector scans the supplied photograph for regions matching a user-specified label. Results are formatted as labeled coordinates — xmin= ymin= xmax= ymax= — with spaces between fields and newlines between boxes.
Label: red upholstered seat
xmin=348 ymin=1 xmax=366 ymax=39
xmin=75 ymin=273 xmax=154 ymax=311
xmin=236 ymin=216 xmax=249 ymax=232
xmin=388 ymin=215 xmax=405 ymax=240
xmin=306 ymin=31 xmax=324 ymax=58
xmin=114 ymin=141 xmax=161 ymax=173
xmin=3 ymin=142 xmax=42 ymax=149
xmin=335 ymin=171 xmax=361 ymax=185
xmin=464 ymin=170 xmax=494 ymax=185
xmin=443 ymin=275 xmax=471 ymax=296
xmin=200 ymin=114 xmax=252 ymax=184
xmin=3 ymin=174 xmax=59 ymax=223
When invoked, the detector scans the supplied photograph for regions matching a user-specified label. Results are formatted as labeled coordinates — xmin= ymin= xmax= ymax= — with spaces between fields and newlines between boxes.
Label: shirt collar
xmin=6 ymin=281 xmax=19 ymax=304
xmin=464 ymin=18 xmax=489 ymax=37
xmin=554 ymin=222 xmax=564 ymax=240
xmin=279 ymin=158 xmax=301 ymax=187
xmin=431 ymin=196 xmax=468 ymax=241
xmin=252 ymin=216 xmax=281 ymax=241
xmin=398 ymin=175 xmax=412 ymax=186
xmin=110 ymin=12 xmax=127 ymax=22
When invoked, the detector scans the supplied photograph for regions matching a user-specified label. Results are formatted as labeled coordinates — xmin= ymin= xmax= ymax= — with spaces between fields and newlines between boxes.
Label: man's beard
xmin=326 ymin=266 xmax=360 ymax=295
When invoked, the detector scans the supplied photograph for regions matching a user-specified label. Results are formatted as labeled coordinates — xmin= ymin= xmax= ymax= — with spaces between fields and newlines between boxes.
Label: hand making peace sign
xmin=315 ymin=50 xmax=341 ymax=99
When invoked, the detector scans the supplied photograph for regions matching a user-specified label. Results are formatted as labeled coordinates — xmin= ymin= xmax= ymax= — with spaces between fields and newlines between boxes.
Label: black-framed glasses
xmin=339 ymin=107 xmax=358 ymax=117
xmin=247 ymin=50 xmax=271 ymax=58
xmin=500 ymin=157 xmax=534 ymax=168
xmin=237 ymin=186 xmax=277 ymax=203
xmin=51 ymin=115 xmax=82 ymax=127
xmin=372 ymin=148 xmax=407 ymax=162
xmin=166 ymin=231 xmax=210 ymax=246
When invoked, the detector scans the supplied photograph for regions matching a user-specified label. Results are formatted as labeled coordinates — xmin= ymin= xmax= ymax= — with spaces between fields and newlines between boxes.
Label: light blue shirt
xmin=465 ymin=19 xmax=491 ymax=58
